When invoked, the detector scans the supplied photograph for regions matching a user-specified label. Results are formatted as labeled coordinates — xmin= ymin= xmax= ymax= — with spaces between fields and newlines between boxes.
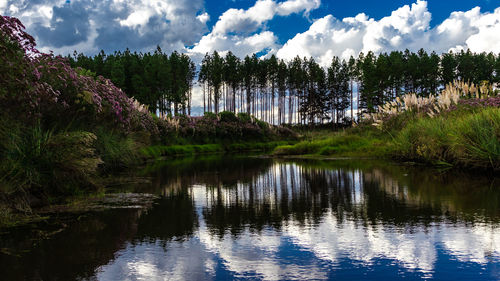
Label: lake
xmin=1 ymin=156 xmax=499 ymax=280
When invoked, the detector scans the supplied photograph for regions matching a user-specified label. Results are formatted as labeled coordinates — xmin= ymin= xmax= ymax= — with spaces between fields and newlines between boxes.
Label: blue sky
xmin=1 ymin=0 xmax=499 ymax=66
xmin=206 ymin=0 xmax=499 ymax=45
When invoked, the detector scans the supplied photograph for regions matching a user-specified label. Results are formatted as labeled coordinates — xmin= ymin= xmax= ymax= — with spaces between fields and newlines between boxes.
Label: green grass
xmin=141 ymin=141 xmax=293 ymax=158
xmin=273 ymin=128 xmax=388 ymax=158
xmin=392 ymin=107 xmax=500 ymax=169
xmin=0 ymin=120 xmax=103 ymax=195
xmin=452 ymin=108 xmax=500 ymax=169
xmin=272 ymin=107 xmax=500 ymax=170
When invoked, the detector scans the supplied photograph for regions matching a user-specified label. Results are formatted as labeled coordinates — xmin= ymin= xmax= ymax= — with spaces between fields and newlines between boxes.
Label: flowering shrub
xmin=0 ymin=16 xmax=134 ymax=129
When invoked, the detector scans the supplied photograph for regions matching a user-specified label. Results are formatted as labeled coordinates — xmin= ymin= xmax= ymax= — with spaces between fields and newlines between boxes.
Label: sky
xmin=1 ymin=0 xmax=500 ymax=67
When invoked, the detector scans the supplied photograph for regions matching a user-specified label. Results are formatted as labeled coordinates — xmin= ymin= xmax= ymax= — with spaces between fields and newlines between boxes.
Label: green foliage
xmin=0 ymin=120 xmax=102 ymax=195
xmin=393 ymin=117 xmax=451 ymax=163
xmin=392 ymin=108 xmax=500 ymax=169
xmin=273 ymin=131 xmax=387 ymax=157
xmin=75 ymin=68 xmax=96 ymax=78
xmin=93 ymin=128 xmax=141 ymax=170
xmin=141 ymin=144 xmax=224 ymax=158
xmin=141 ymin=141 xmax=292 ymax=158
xmin=218 ymin=111 xmax=238 ymax=122
xmin=237 ymin=112 xmax=252 ymax=123
xmin=204 ymin=112 xmax=217 ymax=119
xmin=450 ymin=108 xmax=500 ymax=169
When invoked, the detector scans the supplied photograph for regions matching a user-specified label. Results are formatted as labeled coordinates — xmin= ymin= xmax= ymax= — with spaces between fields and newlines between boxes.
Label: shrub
xmin=219 ymin=111 xmax=238 ymax=122
xmin=0 ymin=16 xmax=137 ymax=131
xmin=237 ymin=112 xmax=252 ymax=123
xmin=204 ymin=112 xmax=217 ymax=120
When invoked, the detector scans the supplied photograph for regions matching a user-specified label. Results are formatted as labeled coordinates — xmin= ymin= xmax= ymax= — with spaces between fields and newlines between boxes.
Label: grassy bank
xmin=273 ymin=102 xmax=500 ymax=171
xmin=273 ymin=127 xmax=389 ymax=158
xmin=141 ymin=141 xmax=294 ymax=158
xmin=392 ymin=107 xmax=500 ymax=169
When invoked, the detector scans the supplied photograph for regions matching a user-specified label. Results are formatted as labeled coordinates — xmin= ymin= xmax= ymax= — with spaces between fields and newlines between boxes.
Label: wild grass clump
xmin=392 ymin=107 xmax=500 ymax=169
xmin=450 ymin=108 xmax=500 ymax=169
xmin=392 ymin=117 xmax=451 ymax=163
xmin=0 ymin=121 xmax=102 ymax=196
xmin=93 ymin=128 xmax=142 ymax=170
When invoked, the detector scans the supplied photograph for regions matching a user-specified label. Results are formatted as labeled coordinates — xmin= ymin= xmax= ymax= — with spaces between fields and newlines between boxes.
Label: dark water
xmin=1 ymin=156 xmax=500 ymax=280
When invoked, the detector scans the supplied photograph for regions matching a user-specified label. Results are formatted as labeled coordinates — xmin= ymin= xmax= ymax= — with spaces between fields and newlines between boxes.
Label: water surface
xmin=1 ymin=156 xmax=499 ymax=280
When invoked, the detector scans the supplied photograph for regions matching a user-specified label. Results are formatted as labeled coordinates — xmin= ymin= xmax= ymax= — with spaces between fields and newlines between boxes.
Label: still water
xmin=1 ymin=156 xmax=500 ymax=280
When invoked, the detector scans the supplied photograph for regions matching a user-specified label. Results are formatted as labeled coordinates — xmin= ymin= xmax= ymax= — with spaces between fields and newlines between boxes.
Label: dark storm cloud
xmin=2 ymin=0 xmax=207 ymax=54
xmin=34 ymin=1 xmax=90 ymax=47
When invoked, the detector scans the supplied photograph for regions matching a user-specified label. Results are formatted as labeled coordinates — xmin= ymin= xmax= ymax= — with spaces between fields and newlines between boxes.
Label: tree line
xmin=69 ymin=47 xmax=196 ymax=115
xmin=70 ymin=48 xmax=500 ymax=125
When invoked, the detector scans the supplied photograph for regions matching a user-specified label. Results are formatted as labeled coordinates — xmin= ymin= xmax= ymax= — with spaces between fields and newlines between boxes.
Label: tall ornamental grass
xmin=364 ymin=80 xmax=497 ymax=128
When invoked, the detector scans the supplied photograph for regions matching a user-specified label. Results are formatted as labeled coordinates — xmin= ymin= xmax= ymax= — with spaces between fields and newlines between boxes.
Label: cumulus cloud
xmin=196 ymin=12 xmax=210 ymax=24
xmin=1 ymin=0 xmax=208 ymax=54
xmin=3 ymin=0 xmax=500 ymax=69
xmin=189 ymin=0 xmax=320 ymax=59
xmin=277 ymin=0 xmax=500 ymax=66
xmin=211 ymin=0 xmax=319 ymax=35
xmin=0 ymin=0 xmax=7 ymax=13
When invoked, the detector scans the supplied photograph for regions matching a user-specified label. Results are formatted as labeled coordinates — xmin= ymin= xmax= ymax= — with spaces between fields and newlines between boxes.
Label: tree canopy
xmin=71 ymin=48 xmax=500 ymax=125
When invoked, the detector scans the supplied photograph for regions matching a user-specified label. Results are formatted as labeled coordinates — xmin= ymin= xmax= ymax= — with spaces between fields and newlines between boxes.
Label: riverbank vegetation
xmin=274 ymin=81 xmax=500 ymax=170
xmin=1 ymin=14 xmax=499 ymax=227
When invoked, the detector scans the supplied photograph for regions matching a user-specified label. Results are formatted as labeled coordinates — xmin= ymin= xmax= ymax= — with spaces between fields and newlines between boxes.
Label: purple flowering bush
xmin=0 ymin=15 xmax=295 ymax=204
xmin=0 ymin=16 xmax=155 ymax=201
xmin=0 ymin=16 xmax=135 ymax=130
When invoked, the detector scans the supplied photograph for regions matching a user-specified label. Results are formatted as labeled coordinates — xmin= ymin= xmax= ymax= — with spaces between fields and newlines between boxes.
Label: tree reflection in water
xmin=1 ymin=156 xmax=499 ymax=280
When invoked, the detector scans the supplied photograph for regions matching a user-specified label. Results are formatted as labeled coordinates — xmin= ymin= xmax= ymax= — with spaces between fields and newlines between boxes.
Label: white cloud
xmin=189 ymin=0 xmax=320 ymax=60
xmin=119 ymin=10 xmax=151 ymax=28
xmin=276 ymin=0 xmax=320 ymax=16
xmin=277 ymin=1 xmax=500 ymax=67
xmin=211 ymin=0 xmax=319 ymax=35
xmin=196 ymin=12 xmax=210 ymax=24
xmin=0 ymin=0 xmax=7 ymax=13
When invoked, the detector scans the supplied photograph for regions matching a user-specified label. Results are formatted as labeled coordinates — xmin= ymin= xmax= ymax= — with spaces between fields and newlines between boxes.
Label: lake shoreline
xmin=2 ymin=147 xmax=497 ymax=231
